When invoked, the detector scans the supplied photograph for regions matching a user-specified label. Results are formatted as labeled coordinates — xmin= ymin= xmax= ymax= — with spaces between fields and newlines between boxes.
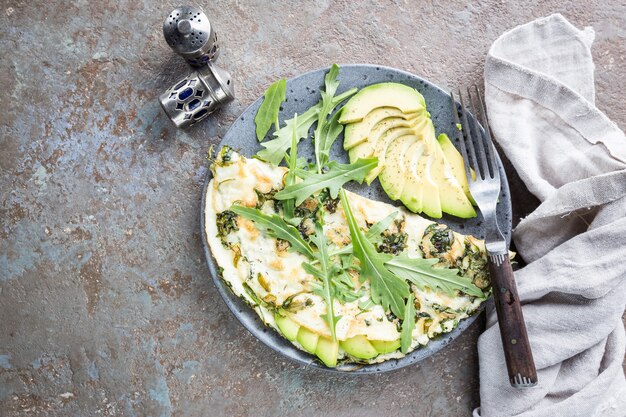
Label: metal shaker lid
xmin=200 ymin=62 xmax=235 ymax=104
xmin=163 ymin=6 xmax=213 ymax=55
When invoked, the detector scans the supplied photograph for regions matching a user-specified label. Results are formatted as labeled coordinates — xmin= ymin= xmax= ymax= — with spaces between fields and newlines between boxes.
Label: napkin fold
xmin=474 ymin=14 xmax=626 ymax=417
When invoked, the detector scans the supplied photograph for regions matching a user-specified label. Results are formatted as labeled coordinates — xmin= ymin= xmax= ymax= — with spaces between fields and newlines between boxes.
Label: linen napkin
xmin=474 ymin=14 xmax=626 ymax=417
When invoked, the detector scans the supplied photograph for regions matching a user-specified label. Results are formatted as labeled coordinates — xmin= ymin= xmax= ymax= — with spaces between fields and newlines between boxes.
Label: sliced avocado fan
xmin=340 ymin=82 xmax=477 ymax=219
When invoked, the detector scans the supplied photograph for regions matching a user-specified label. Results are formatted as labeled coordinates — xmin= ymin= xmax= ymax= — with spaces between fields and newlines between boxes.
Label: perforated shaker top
xmin=163 ymin=6 xmax=213 ymax=55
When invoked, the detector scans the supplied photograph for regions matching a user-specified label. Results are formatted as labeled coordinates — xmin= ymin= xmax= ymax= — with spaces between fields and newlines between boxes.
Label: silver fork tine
xmin=466 ymin=87 xmax=490 ymax=180
xmin=449 ymin=92 xmax=472 ymax=182
xmin=458 ymin=90 xmax=480 ymax=179
xmin=474 ymin=85 xmax=499 ymax=180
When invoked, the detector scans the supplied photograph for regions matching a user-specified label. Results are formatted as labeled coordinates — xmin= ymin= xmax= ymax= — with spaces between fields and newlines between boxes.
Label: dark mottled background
xmin=1 ymin=1 xmax=624 ymax=416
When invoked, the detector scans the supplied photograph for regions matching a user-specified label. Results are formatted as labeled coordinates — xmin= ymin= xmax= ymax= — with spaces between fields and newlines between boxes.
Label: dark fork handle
xmin=488 ymin=253 xmax=538 ymax=387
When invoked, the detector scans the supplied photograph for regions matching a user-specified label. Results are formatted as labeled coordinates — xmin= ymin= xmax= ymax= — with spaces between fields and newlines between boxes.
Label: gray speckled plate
xmin=201 ymin=64 xmax=511 ymax=373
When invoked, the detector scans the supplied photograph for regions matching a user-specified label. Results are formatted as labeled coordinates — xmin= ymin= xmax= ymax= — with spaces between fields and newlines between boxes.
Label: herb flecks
xmin=214 ymin=145 xmax=236 ymax=166
xmin=255 ymin=189 xmax=280 ymax=211
xmin=319 ymin=189 xmax=340 ymax=213
xmin=460 ymin=239 xmax=490 ymax=290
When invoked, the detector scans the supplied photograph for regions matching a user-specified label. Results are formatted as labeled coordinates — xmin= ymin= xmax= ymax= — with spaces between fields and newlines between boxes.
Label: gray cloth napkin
xmin=474 ymin=14 xmax=626 ymax=417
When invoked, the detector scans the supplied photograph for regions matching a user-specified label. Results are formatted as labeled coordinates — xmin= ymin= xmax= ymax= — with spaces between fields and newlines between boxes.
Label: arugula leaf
xmin=257 ymin=104 xmax=319 ymax=165
xmin=314 ymin=64 xmax=340 ymax=172
xmin=332 ymin=269 xmax=361 ymax=303
xmin=400 ymin=294 xmax=416 ymax=354
xmin=339 ymin=189 xmax=410 ymax=318
xmin=365 ymin=212 xmax=399 ymax=241
xmin=282 ymin=113 xmax=298 ymax=221
xmin=256 ymin=88 xmax=357 ymax=166
xmin=255 ymin=79 xmax=287 ymax=142
xmin=385 ymin=255 xmax=484 ymax=298
xmin=275 ymin=158 xmax=378 ymax=206
xmin=319 ymin=109 xmax=345 ymax=169
xmin=230 ymin=205 xmax=314 ymax=259
xmin=305 ymin=222 xmax=340 ymax=341
xmin=358 ymin=297 xmax=376 ymax=310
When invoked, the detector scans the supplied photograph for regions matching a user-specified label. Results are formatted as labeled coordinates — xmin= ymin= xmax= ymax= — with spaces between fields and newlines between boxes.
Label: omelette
xmin=204 ymin=147 xmax=497 ymax=367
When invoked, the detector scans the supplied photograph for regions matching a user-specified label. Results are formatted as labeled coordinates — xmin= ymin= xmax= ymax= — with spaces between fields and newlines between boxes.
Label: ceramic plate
xmin=201 ymin=64 xmax=511 ymax=373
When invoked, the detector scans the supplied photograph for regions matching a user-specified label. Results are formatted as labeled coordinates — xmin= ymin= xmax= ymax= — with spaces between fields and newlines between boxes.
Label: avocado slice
xmin=339 ymin=83 xmax=426 ymax=124
xmin=274 ymin=313 xmax=300 ymax=342
xmin=398 ymin=141 xmax=426 ymax=213
xmin=370 ymin=339 xmax=401 ymax=354
xmin=417 ymin=142 xmax=444 ymax=218
xmin=297 ymin=327 xmax=319 ymax=354
xmin=340 ymin=335 xmax=379 ymax=359
xmin=315 ymin=337 xmax=339 ymax=367
xmin=347 ymin=115 xmax=420 ymax=161
xmin=429 ymin=140 xmax=476 ymax=219
xmin=400 ymin=140 xmax=443 ymax=217
xmin=344 ymin=107 xmax=419 ymax=150
xmin=379 ymin=135 xmax=418 ymax=200
xmin=365 ymin=117 xmax=432 ymax=184
xmin=357 ymin=127 xmax=417 ymax=184
xmin=437 ymin=133 xmax=476 ymax=204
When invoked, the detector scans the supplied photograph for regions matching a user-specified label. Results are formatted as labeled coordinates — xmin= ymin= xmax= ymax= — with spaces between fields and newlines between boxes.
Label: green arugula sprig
xmin=314 ymin=64 xmax=340 ymax=172
xmin=229 ymin=205 xmax=314 ymax=259
xmin=386 ymin=256 xmax=484 ymax=298
xmin=340 ymin=189 xmax=410 ymax=318
xmin=282 ymin=113 xmax=299 ymax=222
xmin=339 ymin=190 xmax=484 ymax=317
xmin=319 ymin=110 xmax=345 ymax=169
xmin=303 ymin=222 xmax=341 ymax=341
xmin=256 ymin=83 xmax=356 ymax=165
xmin=328 ymin=211 xmax=399 ymax=259
xmin=274 ymin=158 xmax=378 ymax=206
xmin=255 ymin=78 xmax=286 ymax=142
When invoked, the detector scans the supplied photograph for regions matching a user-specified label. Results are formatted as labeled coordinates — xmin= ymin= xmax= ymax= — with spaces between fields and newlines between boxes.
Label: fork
xmin=451 ymin=86 xmax=538 ymax=388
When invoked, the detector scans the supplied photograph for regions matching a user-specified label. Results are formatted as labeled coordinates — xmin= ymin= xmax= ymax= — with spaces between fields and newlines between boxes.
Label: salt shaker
xmin=160 ymin=5 xmax=234 ymax=128
xmin=159 ymin=62 xmax=234 ymax=129
xmin=163 ymin=5 xmax=220 ymax=67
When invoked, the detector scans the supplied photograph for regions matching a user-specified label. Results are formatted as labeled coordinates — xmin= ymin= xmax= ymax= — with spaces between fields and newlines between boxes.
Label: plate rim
xmin=200 ymin=63 xmax=511 ymax=373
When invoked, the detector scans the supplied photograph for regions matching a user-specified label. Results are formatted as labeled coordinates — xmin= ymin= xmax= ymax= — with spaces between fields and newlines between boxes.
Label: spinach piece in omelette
xmin=459 ymin=240 xmax=490 ymax=290
xmin=420 ymin=224 xmax=454 ymax=256
xmin=216 ymin=210 xmax=238 ymax=243
xmin=377 ymin=219 xmax=408 ymax=255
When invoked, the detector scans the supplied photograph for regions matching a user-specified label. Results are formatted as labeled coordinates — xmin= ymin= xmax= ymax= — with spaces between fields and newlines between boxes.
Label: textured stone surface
xmin=0 ymin=1 xmax=624 ymax=416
